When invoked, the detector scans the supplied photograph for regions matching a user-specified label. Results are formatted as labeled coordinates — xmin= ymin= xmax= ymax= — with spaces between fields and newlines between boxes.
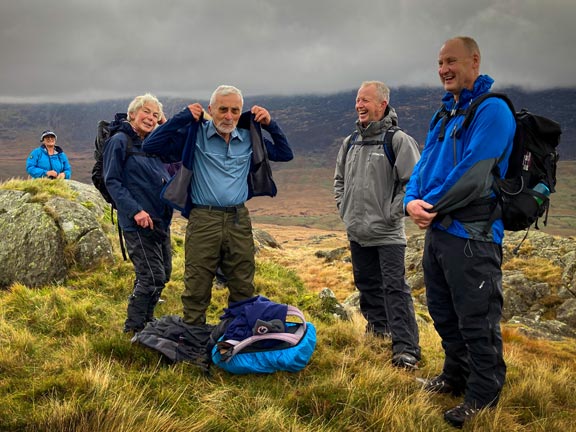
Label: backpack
xmin=91 ymin=114 xmax=131 ymax=208
xmin=347 ymin=125 xmax=401 ymax=167
xmin=435 ymin=93 xmax=561 ymax=233
xmin=210 ymin=296 xmax=316 ymax=374
xmin=91 ymin=113 xmax=156 ymax=259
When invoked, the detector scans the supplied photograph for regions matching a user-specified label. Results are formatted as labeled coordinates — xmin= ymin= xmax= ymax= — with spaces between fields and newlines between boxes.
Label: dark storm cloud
xmin=1 ymin=0 xmax=574 ymax=102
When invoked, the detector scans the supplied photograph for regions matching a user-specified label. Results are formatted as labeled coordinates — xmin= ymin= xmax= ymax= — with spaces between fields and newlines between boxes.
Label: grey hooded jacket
xmin=334 ymin=106 xmax=420 ymax=246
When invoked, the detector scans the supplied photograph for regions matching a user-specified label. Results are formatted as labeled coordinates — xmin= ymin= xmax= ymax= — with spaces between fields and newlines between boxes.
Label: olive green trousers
xmin=182 ymin=206 xmax=255 ymax=325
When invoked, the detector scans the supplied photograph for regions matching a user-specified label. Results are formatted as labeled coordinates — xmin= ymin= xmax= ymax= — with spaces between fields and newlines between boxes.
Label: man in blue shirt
xmin=143 ymin=85 xmax=293 ymax=325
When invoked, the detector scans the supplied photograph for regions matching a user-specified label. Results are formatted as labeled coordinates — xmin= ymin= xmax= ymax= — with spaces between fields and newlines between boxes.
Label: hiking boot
xmin=444 ymin=402 xmax=481 ymax=428
xmin=123 ymin=324 xmax=144 ymax=334
xmin=391 ymin=353 xmax=419 ymax=370
xmin=417 ymin=374 xmax=464 ymax=396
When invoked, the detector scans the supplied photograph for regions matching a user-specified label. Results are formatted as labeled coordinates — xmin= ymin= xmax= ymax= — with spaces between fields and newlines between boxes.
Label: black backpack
xmin=91 ymin=113 xmax=155 ymax=259
xmin=436 ymin=93 xmax=561 ymax=233
xmin=91 ymin=114 xmax=131 ymax=208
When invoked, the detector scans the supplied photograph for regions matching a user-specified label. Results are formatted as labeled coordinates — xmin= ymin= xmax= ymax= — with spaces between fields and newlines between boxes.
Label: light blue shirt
xmin=191 ymin=121 xmax=253 ymax=206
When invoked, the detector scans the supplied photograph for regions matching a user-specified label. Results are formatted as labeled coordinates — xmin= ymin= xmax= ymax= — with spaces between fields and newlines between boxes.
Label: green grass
xmin=1 ymin=176 xmax=576 ymax=431
xmin=1 ymin=225 xmax=575 ymax=432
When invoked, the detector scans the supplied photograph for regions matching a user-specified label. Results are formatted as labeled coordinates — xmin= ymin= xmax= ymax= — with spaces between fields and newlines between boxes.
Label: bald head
xmin=438 ymin=36 xmax=481 ymax=100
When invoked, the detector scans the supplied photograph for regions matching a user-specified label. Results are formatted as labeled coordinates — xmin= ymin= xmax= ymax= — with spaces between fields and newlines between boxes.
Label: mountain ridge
xmin=1 ymin=86 xmax=574 ymax=182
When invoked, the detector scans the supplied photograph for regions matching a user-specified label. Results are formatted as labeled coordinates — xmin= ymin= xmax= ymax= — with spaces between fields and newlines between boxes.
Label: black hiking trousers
xmin=123 ymin=226 xmax=172 ymax=332
xmin=423 ymin=228 xmax=506 ymax=408
xmin=350 ymin=241 xmax=421 ymax=359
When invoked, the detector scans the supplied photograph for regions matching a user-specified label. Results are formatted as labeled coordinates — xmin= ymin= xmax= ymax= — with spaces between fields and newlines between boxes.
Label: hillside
xmin=0 ymin=87 xmax=574 ymax=183
xmin=1 ymin=213 xmax=575 ymax=431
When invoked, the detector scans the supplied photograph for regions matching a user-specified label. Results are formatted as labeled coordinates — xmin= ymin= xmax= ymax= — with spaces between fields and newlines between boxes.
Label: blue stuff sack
xmin=211 ymin=305 xmax=316 ymax=374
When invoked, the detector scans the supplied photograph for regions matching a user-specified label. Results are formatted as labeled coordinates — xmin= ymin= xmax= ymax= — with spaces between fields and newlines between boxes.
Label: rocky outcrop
xmin=0 ymin=180 xmax=114 ymax=288
xmin=317 ymin=230 xmax=576 ymax=340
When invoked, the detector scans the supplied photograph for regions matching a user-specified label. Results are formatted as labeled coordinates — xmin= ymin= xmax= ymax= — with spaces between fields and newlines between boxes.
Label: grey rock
xmin=0 ymin=180 xmax=114 ymax=288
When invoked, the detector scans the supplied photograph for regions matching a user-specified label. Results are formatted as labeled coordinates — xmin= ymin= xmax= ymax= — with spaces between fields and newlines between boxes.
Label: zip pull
xmin=450 ymin=124 xmax=458 ymax=138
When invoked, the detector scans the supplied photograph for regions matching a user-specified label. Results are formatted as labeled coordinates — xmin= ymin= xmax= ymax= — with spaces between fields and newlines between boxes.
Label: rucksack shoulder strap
xmin=382 ymin=125 xmax=400 ymax=166
xmin=461 ymin=92 xmax=516 ymax=131
xmin=219 ymin=305 xmax=308 ymax=362
xmin=432 ymin=104 xmax=468 ymax=141
xmin=346 ymin=126 xmax=401 ymax=167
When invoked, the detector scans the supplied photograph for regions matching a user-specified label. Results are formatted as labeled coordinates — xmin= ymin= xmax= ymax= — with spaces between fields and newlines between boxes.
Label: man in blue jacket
xmin=143 ymin=85 xmax=293 ymax=326
xmin=404 ymin=36 xmax=515 ymax=428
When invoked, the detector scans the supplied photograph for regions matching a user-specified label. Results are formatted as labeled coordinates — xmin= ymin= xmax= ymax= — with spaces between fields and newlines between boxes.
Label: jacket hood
xmin=355 ymin=105 xmax=399 ymax=138
xmin=441 ymin=74 xmax=494 ymax=108
xmin=108 ymin=113 xmax=140 ymax=142
xmin=40 ymin=144 xmax=66 ymax=154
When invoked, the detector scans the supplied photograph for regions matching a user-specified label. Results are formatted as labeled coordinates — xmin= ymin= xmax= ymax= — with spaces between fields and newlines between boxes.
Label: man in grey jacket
xmin=334 ymin=81 xmax=421 ymax=369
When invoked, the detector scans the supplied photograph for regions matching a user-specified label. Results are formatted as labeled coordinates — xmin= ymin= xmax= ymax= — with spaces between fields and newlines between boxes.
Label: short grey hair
xmin=209 ymin=85 xmax=244 ymax=107
xmin=360 ymin=81 xmax=390 ymax=103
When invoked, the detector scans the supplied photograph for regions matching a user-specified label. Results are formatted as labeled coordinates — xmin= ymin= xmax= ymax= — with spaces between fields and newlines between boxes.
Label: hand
xmin=187 ymin=103 xmax=204 ymax=122
xmin=56 ymin=172 xmax=65 ymax=179
xmin=251 ymin=105 xmax=271 ymax=126
xmin=406 ymin=200 xmax=437 ymax=229
xmin=46 ymin=170 xmax=58 ymax=178
xmin=134 ymin=210 xmax=154 ymax=230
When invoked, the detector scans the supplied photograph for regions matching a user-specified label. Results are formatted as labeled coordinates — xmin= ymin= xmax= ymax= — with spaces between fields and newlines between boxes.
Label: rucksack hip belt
xmin=436 ymin=197 xmax=498 ymax=229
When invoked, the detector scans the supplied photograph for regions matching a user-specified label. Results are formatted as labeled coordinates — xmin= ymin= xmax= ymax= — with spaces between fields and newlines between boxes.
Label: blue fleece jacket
xmin=26 ymin=145 xmax=72 ymax=179
xmin=404 ymin=75 xmax=516 ymax=244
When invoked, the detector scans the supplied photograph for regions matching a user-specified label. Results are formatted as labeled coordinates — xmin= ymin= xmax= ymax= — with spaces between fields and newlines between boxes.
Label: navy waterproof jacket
xmin=142 ymin=108 xmax=293 ymax=218
xmin=103 ymin=117 xmax=174 ymax=231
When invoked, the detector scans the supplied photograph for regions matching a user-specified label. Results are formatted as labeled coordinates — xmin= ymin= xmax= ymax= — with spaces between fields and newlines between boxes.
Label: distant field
xmin=247 ymin=158 xmax=576 ymax=238
xmin=3 ymin=154 xmax=574 ymax=237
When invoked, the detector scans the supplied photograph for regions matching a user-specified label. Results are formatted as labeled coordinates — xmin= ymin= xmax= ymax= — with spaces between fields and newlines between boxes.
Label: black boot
xmin=124 ymin=293 xmax=151 ymax=333
xmin=145 ymin=289 xmax=163 ymax=323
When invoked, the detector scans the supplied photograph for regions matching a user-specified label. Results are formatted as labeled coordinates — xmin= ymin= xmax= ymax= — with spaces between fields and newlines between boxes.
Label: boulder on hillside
xmin=0 ymin=180 xmax=114 ymax=288
xmin=320 ymin=230 xmax=576 ymax=340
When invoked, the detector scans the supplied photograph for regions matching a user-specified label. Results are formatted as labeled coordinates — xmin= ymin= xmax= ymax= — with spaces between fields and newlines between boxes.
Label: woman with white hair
xmin=103 ymin=93 xmax=178 ymax=333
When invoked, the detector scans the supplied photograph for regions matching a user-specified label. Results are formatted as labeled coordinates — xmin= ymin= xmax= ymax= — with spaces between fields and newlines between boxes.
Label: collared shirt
xmin=191 ymin=121 xmax=253 ymax=206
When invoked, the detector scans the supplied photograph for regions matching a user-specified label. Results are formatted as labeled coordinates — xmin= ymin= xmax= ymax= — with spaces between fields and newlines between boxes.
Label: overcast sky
xmin=1 ymin=0 xmax=575 ymax=103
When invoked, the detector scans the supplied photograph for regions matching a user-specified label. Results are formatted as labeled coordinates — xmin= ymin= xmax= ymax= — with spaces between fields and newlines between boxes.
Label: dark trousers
xmin=123 ymin=227 xmax=172 ymax=331
xmin=423 ymin=229 xmax=506 ymax=408
xmin=350 ymin=241 xmax=421 ymax=358
xmin=182 ymin=206 xmax=255 ymax=325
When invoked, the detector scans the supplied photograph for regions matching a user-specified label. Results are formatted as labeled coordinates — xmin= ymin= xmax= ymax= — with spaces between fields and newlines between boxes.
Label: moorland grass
xmin=0 ymin=179 xmax=575 ymax=431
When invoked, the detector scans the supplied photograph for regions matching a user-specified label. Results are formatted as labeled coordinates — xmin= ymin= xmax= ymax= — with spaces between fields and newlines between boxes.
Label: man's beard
xmin=216 ymin=122 xmax=235 ymax=135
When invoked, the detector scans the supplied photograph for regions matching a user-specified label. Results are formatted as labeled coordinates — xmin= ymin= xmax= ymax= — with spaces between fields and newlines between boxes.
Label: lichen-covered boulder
xmin=0 ymin=180 xmax=114 ymax=288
